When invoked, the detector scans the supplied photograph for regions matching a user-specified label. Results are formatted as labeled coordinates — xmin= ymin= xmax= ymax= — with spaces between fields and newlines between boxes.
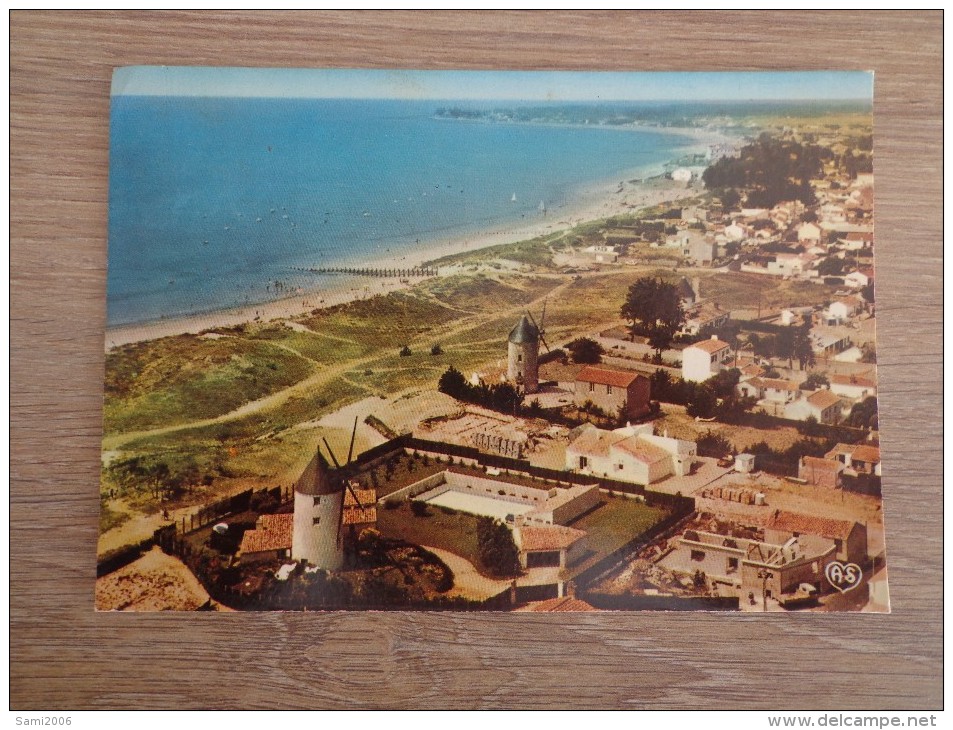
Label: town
xmin=97 ymin=119 xmax=886 ymax=613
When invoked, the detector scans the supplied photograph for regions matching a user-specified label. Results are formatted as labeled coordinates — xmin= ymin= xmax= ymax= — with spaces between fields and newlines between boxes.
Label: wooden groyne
xmin=293 ymin=265 xmax=438 ymax=278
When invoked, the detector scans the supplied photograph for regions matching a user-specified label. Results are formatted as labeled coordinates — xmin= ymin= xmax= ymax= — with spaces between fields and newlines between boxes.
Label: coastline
xmin=105 ymin=125 xmax=733 ymax=351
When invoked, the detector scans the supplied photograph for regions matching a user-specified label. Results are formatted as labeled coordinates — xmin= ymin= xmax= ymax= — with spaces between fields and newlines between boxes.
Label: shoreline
xmin=105 ymin=126 xmax=734 ymax=351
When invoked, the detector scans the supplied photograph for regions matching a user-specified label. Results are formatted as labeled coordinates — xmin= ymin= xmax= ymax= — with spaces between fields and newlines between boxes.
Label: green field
xmin=377 ymin=502 xmax=485 ymax=573
xmin=566 ymin=496 xmax=669 ymax=577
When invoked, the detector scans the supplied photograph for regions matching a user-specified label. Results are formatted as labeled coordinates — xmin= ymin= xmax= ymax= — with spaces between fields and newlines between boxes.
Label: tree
xmin=437 ymin=365 xmax=468 ymax=399
xmin=565 ymin=337 xmax=605 ymax=364
xmin=399 ymin=345 xmax=412 ymax=357
xmin=847 ymin=396 xmax=879 ymax=430
xmin=620 ymin=277 xmax=685 ymax=357
xmin=793 ymin=322 xmax=815 ymax=370
xmin=801 ymin=373 xmax=830 ymax=391
xmin=476 ymin=517 xmax=521 ymax=578
xmin=430 ymin=344 xmax=444 ymax=356
xmin=817 ymin=257 xmax=845 ymax=277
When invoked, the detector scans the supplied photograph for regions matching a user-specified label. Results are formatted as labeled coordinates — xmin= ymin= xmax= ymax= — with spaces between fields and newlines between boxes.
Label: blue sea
xmin=107 ymin=97 xmax=700 ymax=327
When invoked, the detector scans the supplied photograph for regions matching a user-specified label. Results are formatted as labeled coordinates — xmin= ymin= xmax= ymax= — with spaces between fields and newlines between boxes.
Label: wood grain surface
xmin=10 ymin=11 xmax=942 ymax=710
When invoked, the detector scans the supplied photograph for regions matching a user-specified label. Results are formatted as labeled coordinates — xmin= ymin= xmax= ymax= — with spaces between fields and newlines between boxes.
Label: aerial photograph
xmin=97 ymin=68 xmax=886 ymax=613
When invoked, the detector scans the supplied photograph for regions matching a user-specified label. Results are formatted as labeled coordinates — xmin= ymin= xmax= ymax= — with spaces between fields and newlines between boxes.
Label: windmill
xmin=291 ymin=416 xmax=368 ymax=570
xmin=318 ymin=416 xmax=371 ymax=550
xmin=507 ymin=298 xmax=551 ymax=395
xmin=525 ymin=298 xmax=553 ymax=355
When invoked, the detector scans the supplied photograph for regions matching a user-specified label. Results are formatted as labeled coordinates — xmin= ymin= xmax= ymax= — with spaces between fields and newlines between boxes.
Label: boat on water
xmin=538 ymin=200 xmax=547 ymax=215
xmin=511 ymin=193 xmax=517 ymax=202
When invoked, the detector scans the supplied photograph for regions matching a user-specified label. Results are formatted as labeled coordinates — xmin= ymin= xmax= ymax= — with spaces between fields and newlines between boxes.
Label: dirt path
xmin=422 ymin=545 xmax=512 ymax=601
xmin=103 ymin=274 xmax=575 ymax=452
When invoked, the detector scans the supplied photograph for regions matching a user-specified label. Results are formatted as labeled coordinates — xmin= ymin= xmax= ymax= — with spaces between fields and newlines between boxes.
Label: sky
xmin=112 ymin=67 xmax=873 ymax=102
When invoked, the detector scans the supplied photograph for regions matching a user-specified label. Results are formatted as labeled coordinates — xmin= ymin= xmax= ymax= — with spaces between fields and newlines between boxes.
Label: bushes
xmin=438 ymin=365 xmax=521 ymax=414
xmin=476 ymin=517 xmax=521 ymax=578
xmin=565 ymin=337 xmax=605 ymax=364
xmin=410 ymin=500 xmax=429 ymax=517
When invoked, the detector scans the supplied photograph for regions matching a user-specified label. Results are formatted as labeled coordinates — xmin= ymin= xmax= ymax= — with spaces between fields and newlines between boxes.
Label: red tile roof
xmin=753 ymin=377 xmax=800 ymax=392
xmin=613 ymin=437 xmax=671 ymax=465
xmin=829 ymin=372 xmax=878 ymax=389
xmin=687 ymin=338 xmax=731 ymax=354
xmin=342 ymin=506 xmax=377 ymax=526
xmin=525 ymin=597 xmax=599 ymax=612
xmin=240 ymin=513 xmax=293 ymax=555
xmin=575 ymin=366 xmax=644 ymax=388
xmin=767 ymin=511 xmax=857 ymax=541
xmin=345 ymin=488 xmax=377 ymax=508
xmin=518 ymin=525 xmax=586 ymax=552
xmin=850 ymin=445 xmax=881 ymax=464
xmin=807 ymin=389 xmax=842 ymax=409
xmin=741 ymin=363 xmax=765 ymax=377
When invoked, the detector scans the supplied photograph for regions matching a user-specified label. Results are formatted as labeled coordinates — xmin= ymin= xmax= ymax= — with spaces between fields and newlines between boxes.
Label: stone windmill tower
xmin=507 ymin=305 xmax=549 ymax=395
xmin=291 ymin=418 xmax=367 ymax=571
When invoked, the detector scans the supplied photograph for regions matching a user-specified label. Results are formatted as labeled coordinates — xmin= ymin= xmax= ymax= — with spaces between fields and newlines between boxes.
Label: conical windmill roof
xmin=294 ymin=449 xmax=338 ymax=496
xmin=508 ymin=315 xmax=539 ymax=344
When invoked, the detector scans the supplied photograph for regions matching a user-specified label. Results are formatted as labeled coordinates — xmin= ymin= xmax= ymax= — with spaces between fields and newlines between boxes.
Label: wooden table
xmin=11 ymin=11 xmax=942 ymax=710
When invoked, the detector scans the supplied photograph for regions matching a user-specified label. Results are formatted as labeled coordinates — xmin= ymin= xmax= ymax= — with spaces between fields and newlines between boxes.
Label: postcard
xmin=98 ymin=68 xmax=887 ymax=612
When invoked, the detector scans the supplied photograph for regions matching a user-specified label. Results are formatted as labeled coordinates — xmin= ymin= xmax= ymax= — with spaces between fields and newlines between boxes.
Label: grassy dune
xmin=104 ymin=335 xmax=314 ymax=434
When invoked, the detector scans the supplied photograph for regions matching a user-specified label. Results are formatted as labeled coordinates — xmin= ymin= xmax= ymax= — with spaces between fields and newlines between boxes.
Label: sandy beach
xmin=104 ymin=126 xmax=733 ymax=351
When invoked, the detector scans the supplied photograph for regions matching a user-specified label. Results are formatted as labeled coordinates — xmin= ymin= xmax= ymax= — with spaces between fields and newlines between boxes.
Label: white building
xmin=797 ymin=222 xmax=823 ymax=243
xmin=785 ymin=389 xmax=843 ymax=424
xmin=565 ymin=423 xmax=696 ymax=486
xmin=844 ymin=269 xmax=873 ymax=289
xmin=682 ymin=336 xmax=732 ymax=382
xmin=582 ymin=245 xmax=619 ymax=263
xmin=828 ymin=372 xmax=877 ymax=402
xmin=824 ymin=295 xmax=865 ymax=325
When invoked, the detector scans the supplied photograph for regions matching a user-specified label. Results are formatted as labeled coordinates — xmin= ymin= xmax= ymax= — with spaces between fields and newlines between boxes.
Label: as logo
xmin=824 ymin=560 xmax=862 ymax=593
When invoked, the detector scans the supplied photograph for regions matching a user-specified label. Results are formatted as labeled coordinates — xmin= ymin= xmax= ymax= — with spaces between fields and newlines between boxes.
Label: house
xmin=811 ymin=329 xmax=852 ymax=358
xmin=798 ymin=456 xmax=845 ymax=489
xmin=724 ymin=221 xmax=747 ymax=241
xmin=844 ymin=268 xmax=874 ymax=289
xmin=768 ymin=252 xmax=816 ymax=278
xmin=238 ymin=513 xmax=294 ymax=564
xmin=797 ymin=222 xmax=823 ymax=243
xmin=828 ymin=372 xmax=878 ymax=401
xmin=685 ymin=237 xmax=717 ymax=265
xmin=682 ymin=336 xmax=732 ymax=382
xmin=666 ymin=528 xmax=837 ymax=603
xmin=825 ymin=443 xmax=881 ymax=477
xmin=681 ymin=302 xmax=730 ymax=336
xmin=770 ymin=200 xmax=805 ymax=228
xmin=513 ymin=524 xmax=587 ymax=570
xmin=565 ymin=422 xmax=697 ymax=486
xmin=342 ymin=486 xmax=378 ymax=534
xmin=574 ymin=366 xmax=651 ymax=420
xmin=824 ymin=295 xmax=865 ymax=325
xmin=739 ymin=377 xmax=801 ymax=403
xmin=582 ymin=244 xmax=618 ymax=263
xmin=764 ymin=510 xmax=868 ymax=566
xmin=785 ymin=389 xmax=843 ymax=424
xmin=838 ymin=231 xmax=873 ymax=251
